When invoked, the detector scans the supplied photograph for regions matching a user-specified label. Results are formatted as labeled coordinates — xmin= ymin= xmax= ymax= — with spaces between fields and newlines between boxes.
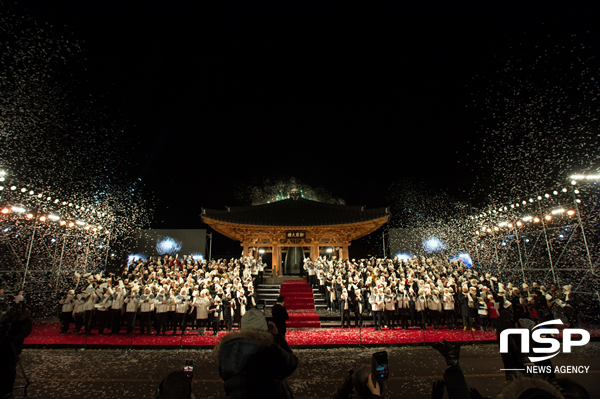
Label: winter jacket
xmin=214 ymin=329 xmax=299 ymax=399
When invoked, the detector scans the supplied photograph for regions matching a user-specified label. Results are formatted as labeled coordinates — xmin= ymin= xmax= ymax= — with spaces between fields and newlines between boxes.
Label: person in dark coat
xmin=271 ymin=296 xmax=289 ymax=338
xmin=222 ymin=293 xmax=235 ymax=332
xmin=208 ymin=298 xmax=223 ymax=336
xmin=214 ymin=307 xmax=299 ymax=399
xmin=0 ymin=305 xmax=32 ymax=398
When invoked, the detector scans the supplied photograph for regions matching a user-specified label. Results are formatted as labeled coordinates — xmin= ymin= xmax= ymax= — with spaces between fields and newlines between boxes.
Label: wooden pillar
xmin=272 ymin=244 xmax=279 ymax=276
xmin=242 ymin=243 xmax=250 ymax=258
xmin=342 ymin=244 xmax=349 ymax=260
xmin=311 ymin=244 xmax=319 ymax=261
xmin=277 ymin=246 xmax=282 ymax=276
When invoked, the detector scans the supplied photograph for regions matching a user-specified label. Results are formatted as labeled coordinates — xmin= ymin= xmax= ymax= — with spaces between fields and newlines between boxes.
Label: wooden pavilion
xmin=201 ymin=190 xmax=390 ymax=276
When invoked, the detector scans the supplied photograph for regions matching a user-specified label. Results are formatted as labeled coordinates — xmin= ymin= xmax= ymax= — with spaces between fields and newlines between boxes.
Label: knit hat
xmin=241 ymin=308 xmax=268 ymax=332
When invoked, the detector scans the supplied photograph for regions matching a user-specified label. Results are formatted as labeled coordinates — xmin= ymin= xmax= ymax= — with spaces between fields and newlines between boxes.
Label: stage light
xmin=59 ymin=220 xmax=66 ymax=226
xmin=545 ymin=215 xmax=552 ymax=221
xmin=10 ymin=186 xmax=16 ymax=190
xmin=487 ymin=228 xmax=492 ymax=233
xmin=511 ymin=204 xmax=515 ymax=208
xmin=516 ymin=221 xmax=523 ymax=227
xmin=522 ymin=200 xmax=527 ymax=205
xmin=562 ymin=188 xmax=567 ymax=192
xmin=1 ymin=208 xmax=9 ymax=214
xmin=26 ymin=213 xmax=33 ymax=219
xmin=571 ymin=180 xmax=577 ymax=185
xmin=522 ymin=216 xmax=533 ymax=221
xmin=576 ymin=199 xmax=581 ymax=203
xmin=567 ymin=210 xmax=575 ymax=216
xmin=29 ymin=190 xmax=34 ymax=195
xmin=48 ymin=214 xmax=59 ymax=221
xmin=508 ymin=223 xmax=513 ymax=228
xmin=37 ymin=193 xmax=42 ymax=198
xmin=574 ymin=189 xmax=580 ymax=194
xmin=545 ymin=193 xmax=550 ymax=198
xmin=533 ymin=217 xmax=540 ymax=223
xmin=76 ymin=221 xmax=85 ymax=226
xmin=551 ymin=209 xmax=565 ymax=214
xmin=51 ymin=238 xmax=56 ymax=243
xmin=259 ymin=249 xmax=265 ymax=254
xmin=553 ymin=191 xmax=558 ymax=195
xmin=537 ymin=196 xmax=542 ymax=200
xmin=326 ymin=248 xmax=333 ymax=253
xmin=12 ymin=206 xmax=25 ymax=213
xmin=396 ymin=253 xmax=414 ymax=261
xmin=20 ymin=188 xmax=26 ymax=193
xmin=529 ymin=198 xmax=534 ymax=203
xmin=68 ymin=222 xmax=74 ymax=227
xmin=39 ymin=216 xmax=46 ymax=222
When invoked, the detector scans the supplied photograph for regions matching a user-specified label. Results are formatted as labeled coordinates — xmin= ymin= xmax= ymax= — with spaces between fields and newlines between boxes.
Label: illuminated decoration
xmin=156 ymin=236 xmax=183 ymax=255
xmin=128 ymin=253 xmax=147 ymax=263
xmin=450 ymin=253 xmax=473 ymax=268
xmin=395 ymin=253 xmax=414 ymax=261
xmin=191 ymin=254 xmax=204 ymax=261
xmin=422 ymin=237 xmax=446 ymax=253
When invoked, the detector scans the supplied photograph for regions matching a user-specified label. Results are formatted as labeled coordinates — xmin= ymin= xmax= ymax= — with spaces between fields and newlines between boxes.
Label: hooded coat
xmin=214 ymin=329 xmax=299 ymax=399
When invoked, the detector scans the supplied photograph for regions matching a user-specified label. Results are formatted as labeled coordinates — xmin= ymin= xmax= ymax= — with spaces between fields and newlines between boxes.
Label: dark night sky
xmin=3 ymin=1 xmax=599 ymax=257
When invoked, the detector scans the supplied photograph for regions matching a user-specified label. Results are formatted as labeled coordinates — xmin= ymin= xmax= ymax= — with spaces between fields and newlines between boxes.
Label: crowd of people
xmin=304 ymin=256 xmax=580 ymax=331
xmin=57 ymin=255 xmax=266 ymax=336
xmin=56 ymin=253 xmax=582 ymax=337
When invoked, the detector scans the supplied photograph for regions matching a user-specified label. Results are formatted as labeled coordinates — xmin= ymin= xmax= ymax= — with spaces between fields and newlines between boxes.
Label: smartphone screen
xmin=371 ymin=351 xmax=389 ymax=381
xmin=184 ymin=360 xmax=194 ymax=377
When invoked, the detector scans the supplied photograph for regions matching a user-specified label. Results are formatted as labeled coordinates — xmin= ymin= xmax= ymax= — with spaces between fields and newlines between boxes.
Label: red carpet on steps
xmin=279 ymin=280 xmax=321 ymax=328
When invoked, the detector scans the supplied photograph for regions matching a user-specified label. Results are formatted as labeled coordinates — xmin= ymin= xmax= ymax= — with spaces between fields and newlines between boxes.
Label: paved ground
xmin=11 ymin=341 xmax=600 ymax=398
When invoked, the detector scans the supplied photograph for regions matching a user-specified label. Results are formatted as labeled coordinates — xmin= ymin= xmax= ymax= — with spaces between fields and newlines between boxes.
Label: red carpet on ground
xmin=279 ymin=280 xmax=321 ymax=328
xmin=23 ymin=323 xmax=600 ymax=348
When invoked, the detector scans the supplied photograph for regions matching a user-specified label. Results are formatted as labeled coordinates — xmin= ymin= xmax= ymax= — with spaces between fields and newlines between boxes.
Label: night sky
xmin=3 ymin=1 xmax=599 ymax=257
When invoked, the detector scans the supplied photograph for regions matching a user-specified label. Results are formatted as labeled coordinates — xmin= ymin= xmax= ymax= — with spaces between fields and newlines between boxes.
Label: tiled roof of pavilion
xmin=201 ymin=198 xmax=389 ymax=227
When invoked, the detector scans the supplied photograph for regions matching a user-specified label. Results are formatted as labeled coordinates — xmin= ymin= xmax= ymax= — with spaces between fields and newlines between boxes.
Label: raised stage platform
xmin=24 ymin=322 xmax=600 ymax=349
xmin=24 ymin=322 xmax=499 ymax=349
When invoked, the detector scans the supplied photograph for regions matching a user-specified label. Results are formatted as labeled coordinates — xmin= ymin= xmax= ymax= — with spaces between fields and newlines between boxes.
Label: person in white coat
xmin=384 ymin=288 xmax=396 ymax=330
xmin=59 ymin=290 xmax=75 ymax=333
xmin=154 ymin=289 xmax=170 ymax=335
xmin=174 ymin=290 xmax=190 ymax=334
xmin=124 ymin=288 xmax=140 ymax=334
xmin=110 ymin=286 xmax=126 ymax=334
xmin=369 ymin=288 xmax=384 ymax=331
xmin=139 ymin=287 xmax=155 ymax=334
xmin=72 ymin=292 xmax=86 ymax=333
xmin=193 ymin=290 xmax=211 ymax=335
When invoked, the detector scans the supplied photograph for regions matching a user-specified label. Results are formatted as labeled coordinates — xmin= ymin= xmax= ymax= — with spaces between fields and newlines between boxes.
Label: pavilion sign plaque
xmin=286 ymin=231 xmax=306 ymax=239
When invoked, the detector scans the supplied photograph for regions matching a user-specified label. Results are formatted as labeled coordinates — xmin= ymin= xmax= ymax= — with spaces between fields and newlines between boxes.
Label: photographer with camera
xmin=214 ymin=307 xmax=298 ymax=399
xmin=331 ymin=366 xmax=382 ymax=399
xmin=0 ymin=297 xmax=32 ymax=399
xmin=156 ymin=370 xmax=196 ymax=399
